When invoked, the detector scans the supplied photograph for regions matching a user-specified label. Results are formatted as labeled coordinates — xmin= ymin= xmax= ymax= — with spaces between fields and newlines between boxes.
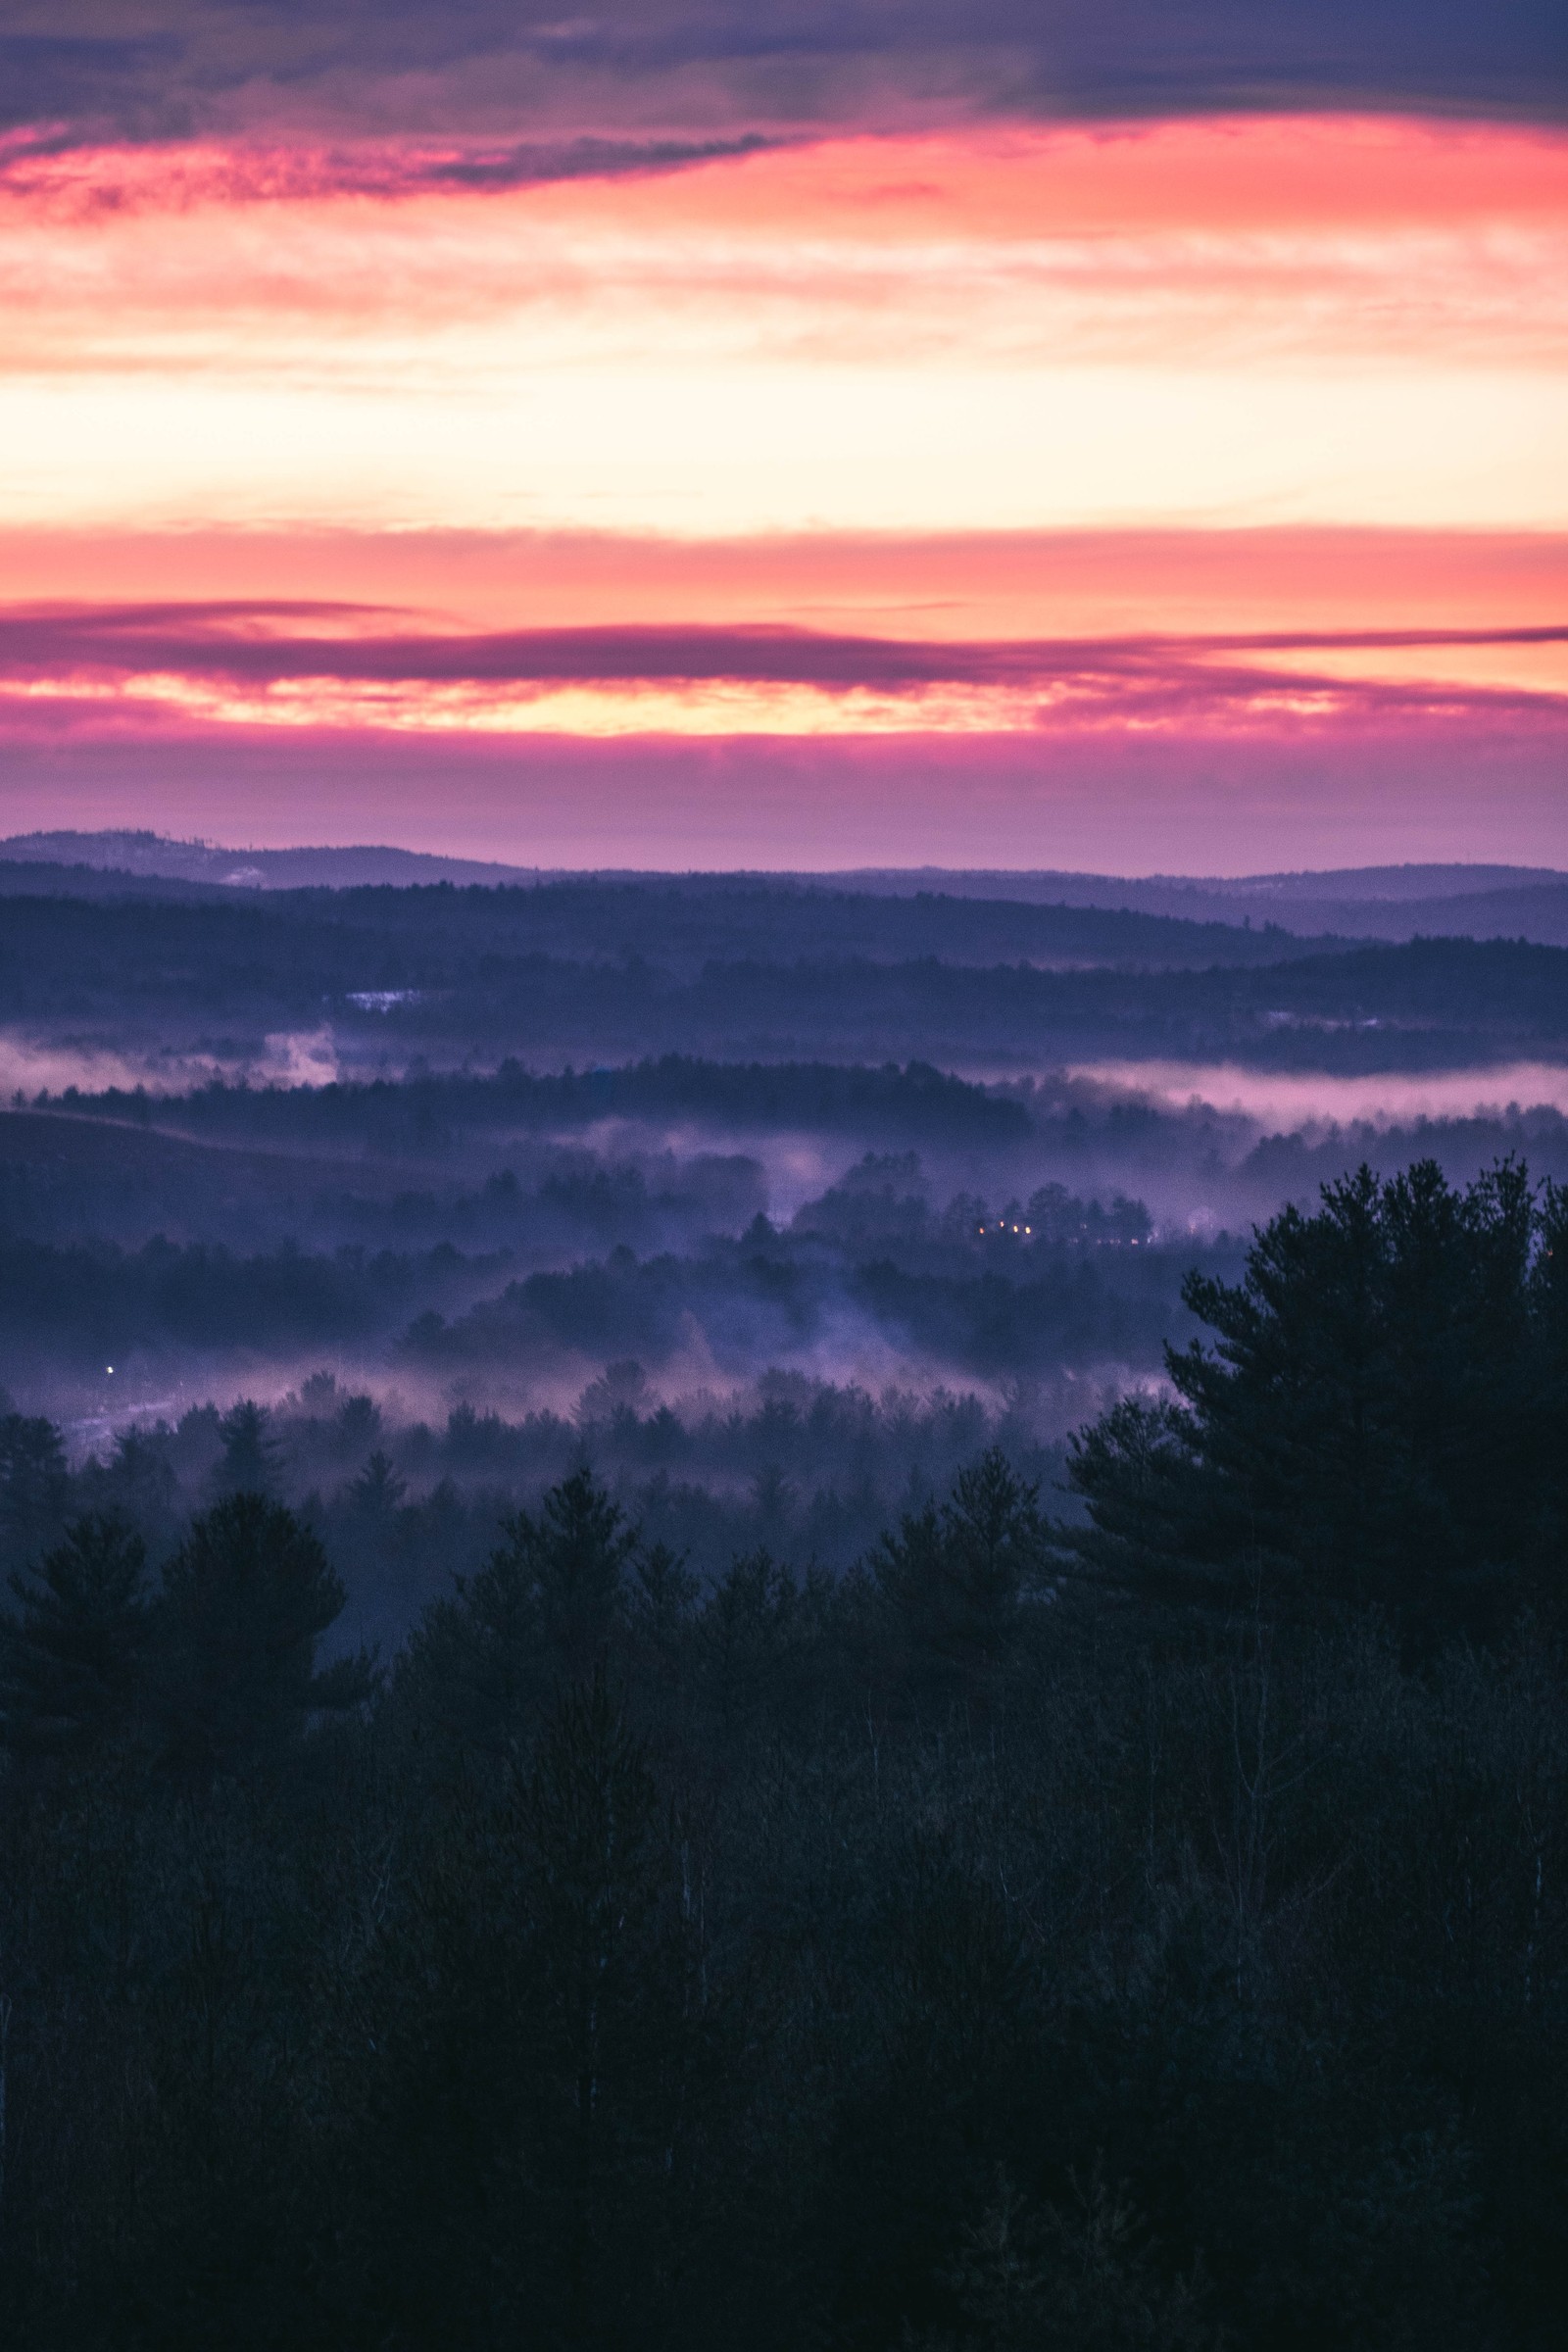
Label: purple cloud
xmin=2 ymin=1 xmax=1563 ymax=173
xmin=1 ymin=602 xmax=1564 ymax=728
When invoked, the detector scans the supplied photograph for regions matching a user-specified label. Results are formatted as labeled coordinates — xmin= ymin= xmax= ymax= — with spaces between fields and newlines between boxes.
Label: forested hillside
xmin=1 ymin=1163 xmax=1565 ymax=2350
xmin=3 ymin=874 xmax=1567 ymax=1074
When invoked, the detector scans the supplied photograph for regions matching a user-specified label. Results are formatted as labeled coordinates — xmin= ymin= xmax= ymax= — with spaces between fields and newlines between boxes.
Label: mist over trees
xmin=6 ymin=1049 xmax=1568 ymax=1418
xmin=3 ymin=866 xmax=1568 ymax=2344
xmin=0 ymin=1329 xmax=1563 ymax=2342
xmin=0 ymin=1162 xmax=1565 ymax=2346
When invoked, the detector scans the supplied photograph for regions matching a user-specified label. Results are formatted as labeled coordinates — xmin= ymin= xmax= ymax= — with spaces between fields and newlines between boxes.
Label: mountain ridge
xmin=3 ymin=832 xmax=1567 ymax=946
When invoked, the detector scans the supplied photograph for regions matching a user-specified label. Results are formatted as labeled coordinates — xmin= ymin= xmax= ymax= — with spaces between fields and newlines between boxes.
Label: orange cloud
xmin=0 ymin=119 xmax=1563 ymax=543
xmin=2 ymin=520 xmax=1562 ymax=655
xmin=0 ymin=112 xmax=1563 ymax=876
xmin=8 ymin=115 xmax=1567 ymax=233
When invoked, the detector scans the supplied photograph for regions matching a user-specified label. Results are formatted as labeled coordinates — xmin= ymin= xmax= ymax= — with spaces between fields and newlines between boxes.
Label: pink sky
xmin=0 ymin=116 xmax=1564 ymax=867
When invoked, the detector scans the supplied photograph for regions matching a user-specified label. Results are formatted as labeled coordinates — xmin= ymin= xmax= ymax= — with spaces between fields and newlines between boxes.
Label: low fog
xmin=4 ymin=850 xmax=1568 ymax=1647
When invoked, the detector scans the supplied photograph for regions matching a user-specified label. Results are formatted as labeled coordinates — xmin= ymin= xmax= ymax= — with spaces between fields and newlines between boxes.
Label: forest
xmin=0 ymin=1161 xmax=1565 ymax=2348
xmin=2 ymin=853 xmax=1567 ymax=2344
xmin=4 ymin=867 xmax=1568 ymax=1078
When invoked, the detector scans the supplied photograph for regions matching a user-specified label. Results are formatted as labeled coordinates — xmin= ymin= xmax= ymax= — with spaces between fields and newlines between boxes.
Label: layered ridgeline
xmin=3 ymin=854 xmax=1567 ymax=1438
xmin=7 ymin=834 xmax=1568 ymax=946
xmin=2 ymin=864 xmax=1568 ymax=1074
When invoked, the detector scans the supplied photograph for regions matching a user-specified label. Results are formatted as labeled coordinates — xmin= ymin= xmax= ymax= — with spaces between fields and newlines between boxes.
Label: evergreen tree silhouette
xmin=0 ymin=1410 xmax=70 ymax=1570
xmin=156 ymin=1493 xmax=374 ymax=1780
xmin=350 ymin=1448 xmax=407 ymax=1524
xmin=1061 ymin=1158 xmax=1559 ymax=1638
xmin=0 ymin=1512 xmax=151 ymax=1762
xmin=403 ymin=1465 xmax=638 ymax=1755
xmin=213 ymin=1398 xmax=281 ymax=1497
xmin=876 ymin=1446 xmax=1049 ymax=1699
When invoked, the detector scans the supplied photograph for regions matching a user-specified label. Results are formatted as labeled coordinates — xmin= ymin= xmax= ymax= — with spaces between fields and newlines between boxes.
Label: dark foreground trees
xmin=0 ymin=1491 xmax=374 ymax=1779
xmin=0 ymin=1513 xmax=151 ymax=1761
xmin=156 ymin=1492 xmax=376 ymax=1779
xmin=0 ymin=1165 xmax=1566 ymax=2349
xmin=1062 ymin=1159 xmax=1568 ymax=1639
xmin=2 ymin=1511 xmax=1559 ymax=2352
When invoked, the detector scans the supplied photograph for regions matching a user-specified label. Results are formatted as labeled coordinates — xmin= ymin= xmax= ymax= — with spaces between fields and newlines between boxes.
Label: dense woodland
xmin=5 ymin=858 xmax=1568 ymax=1423
xmin=3 ymin=860 xmax=1567 ymax=2343
xmin=3 ymin=871 xmax=1568 ymax=1074
xmin=1 ymin=1161 xmax=1565 ymax=2349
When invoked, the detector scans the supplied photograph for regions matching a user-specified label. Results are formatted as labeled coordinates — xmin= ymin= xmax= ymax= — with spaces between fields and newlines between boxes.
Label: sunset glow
xmin=2 ymin=105 xmax=1564 ymax=863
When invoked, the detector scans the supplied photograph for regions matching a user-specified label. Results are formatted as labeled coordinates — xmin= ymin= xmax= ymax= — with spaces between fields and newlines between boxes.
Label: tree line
xmin=0 ymin=1160 xmax=1564 ymax=2347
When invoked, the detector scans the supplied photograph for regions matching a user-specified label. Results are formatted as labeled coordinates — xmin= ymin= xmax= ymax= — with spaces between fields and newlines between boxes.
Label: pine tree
xmin=156 ymin=1493 xmax=374 ymax=1780
xmin=80 ymin=1426 xmax=181 ymax=1551
xmin=1061 ymin=1158 xmax=1560 ymax=1637
xmin=0 ymin=1411 xmax=70 ymax=1571
xmin=524 ymin=1464 xmax=639 ymax=1681
xmin=876 ymin=1448 xmax=1049 ymax=1700
xmin=213 ymin=1399 xmax=281 ymax=1497
xmin=350 ymin=1449 xmax=407 ymax=1524
xmin=0 ymin=1513 xmax=151 ymax=1763
xmin=401 ymin=1466 xmax=638 ymax=1757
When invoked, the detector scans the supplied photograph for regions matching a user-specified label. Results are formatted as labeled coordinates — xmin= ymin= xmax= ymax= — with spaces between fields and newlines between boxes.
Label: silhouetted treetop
xmin=877 ymin=1446 xmax=1052 ymax=1697
xmin=0 ymin=1411 xmax=70 ymax=1570
xmin=156 ymin=1492 xmax=374 ymax=1780
xmin=0 ymin=1513 xmax=151 ymax=1763
xmin=1061 ymin=1158 xmax=1567 ymax=1639
xmin=214 ymin=1398 xmax=282 ymax=1496
xmin=402 ymin=1465 xmax=641 ymax=1757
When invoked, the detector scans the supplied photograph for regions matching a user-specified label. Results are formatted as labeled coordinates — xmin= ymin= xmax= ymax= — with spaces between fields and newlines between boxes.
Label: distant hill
xmin=0 ymin=830 xmax=540 ymax=891
xmin=3 ymin=833 xmax=1567 ymax=947
xmin=2 ymin=884 xmax=1564 ymax=1077
xmin=830 ymin=864 xmax=1568 ymax=944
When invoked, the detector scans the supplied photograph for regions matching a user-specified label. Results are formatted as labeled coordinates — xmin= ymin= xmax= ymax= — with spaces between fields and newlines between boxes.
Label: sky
xmin=0 ymin=2 xmax=1564 ymax=870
